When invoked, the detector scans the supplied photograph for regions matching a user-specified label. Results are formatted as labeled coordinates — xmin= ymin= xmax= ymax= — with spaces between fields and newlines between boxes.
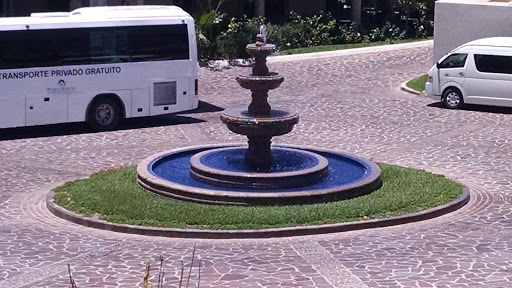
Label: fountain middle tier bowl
xmin=220 ymin=106 xmax=299 ymax=137
xmin=246 ymin=43 xmax=276 ymax=56
xmin=137 ymin=144 xmax=382 ymax=206
xmin=236 ymin=71 xmax=284 ymax=90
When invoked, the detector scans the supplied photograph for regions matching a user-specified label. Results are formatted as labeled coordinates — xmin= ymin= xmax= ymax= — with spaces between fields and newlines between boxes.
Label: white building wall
xmin=434 ymin=0 xmax=512 ymax=63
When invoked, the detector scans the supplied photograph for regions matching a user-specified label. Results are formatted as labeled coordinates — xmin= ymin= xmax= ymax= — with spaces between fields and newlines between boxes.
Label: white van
xmin=425 ymin=37 xmax=512 ymax=109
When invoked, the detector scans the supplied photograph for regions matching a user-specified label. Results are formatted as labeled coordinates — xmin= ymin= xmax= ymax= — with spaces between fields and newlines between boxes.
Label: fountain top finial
xmin=255 ymin=24 xmax=267 ymax=46
xmin=255 ymin=34 xmax=265 ymax=46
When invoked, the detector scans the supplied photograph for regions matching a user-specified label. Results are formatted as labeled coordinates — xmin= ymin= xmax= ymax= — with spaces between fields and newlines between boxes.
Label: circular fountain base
xmin=137 ymin=144 xmax=382 ymax=206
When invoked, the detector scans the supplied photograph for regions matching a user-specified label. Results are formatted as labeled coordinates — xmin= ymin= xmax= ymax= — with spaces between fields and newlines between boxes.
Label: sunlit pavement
xmin=1 ymin=42 xmax=511 ymax=287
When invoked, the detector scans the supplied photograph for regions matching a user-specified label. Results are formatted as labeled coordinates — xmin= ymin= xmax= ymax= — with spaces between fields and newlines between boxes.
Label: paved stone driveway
xmin=1 ymin=43 xmax=511 ymax=287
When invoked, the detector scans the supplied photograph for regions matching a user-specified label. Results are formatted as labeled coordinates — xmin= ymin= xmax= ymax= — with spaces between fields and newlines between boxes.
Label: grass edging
xmin=405 ymin=74 xmax=428 ymax=93
xmin=278 ymin=38 xmax=433 ymax=56
xmin=47 ymin=187 xmax=469 ymax=239
xmin=48 ymin=163 xmax=468 ymax=238
xmin=268 ymin=40 xmax=433 ymax=63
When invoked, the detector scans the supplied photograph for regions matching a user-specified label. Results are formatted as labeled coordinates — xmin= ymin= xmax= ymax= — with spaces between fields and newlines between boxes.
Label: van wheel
xmin=88 ymin=97 xmax=121 ymax=131
xmin=442 ymin=88 xmax=464 ymax=109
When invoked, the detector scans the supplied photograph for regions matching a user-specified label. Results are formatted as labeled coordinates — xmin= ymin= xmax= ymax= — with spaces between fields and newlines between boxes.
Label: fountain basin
xmin=137 ymin=144 xmax=382 ymax=206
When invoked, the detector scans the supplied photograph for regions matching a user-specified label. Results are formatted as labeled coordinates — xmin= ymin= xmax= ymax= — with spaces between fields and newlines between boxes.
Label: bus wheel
xmin=442 ymin=88 xmax=464 ymax=109
xmin=88 ymin=97 xmax=121 ymax=131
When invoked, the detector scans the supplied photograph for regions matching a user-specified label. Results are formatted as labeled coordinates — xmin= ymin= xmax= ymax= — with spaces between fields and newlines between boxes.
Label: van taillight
xmin=195 ymin=79 xmax=198 ymax=95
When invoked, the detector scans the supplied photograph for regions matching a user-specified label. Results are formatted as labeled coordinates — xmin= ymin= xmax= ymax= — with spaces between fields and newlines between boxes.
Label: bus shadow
xmin=191 ymin=100 xmax=225 ymax=113
xmin=0 ymin=101 xmax=224 ymax=141
xmin=427 ymin=102 xmax=512 ymax=114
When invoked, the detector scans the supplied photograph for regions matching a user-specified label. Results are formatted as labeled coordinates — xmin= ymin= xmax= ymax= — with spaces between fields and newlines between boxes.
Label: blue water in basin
xmin=150 ymin=147 xmax=371 ymax=193
xmin=200 ymin=148 xmax=319 ymax=173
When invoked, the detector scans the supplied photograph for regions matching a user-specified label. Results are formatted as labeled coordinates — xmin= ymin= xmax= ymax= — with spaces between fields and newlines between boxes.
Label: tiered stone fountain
xmin=221 ymin=33 xmax=296 ymax=171
xmin=137 ymin=33 xmax=382 ymax=206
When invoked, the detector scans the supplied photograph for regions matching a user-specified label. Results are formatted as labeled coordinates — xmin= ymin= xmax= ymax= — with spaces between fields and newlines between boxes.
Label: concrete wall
xmin=433 ymin=0 xmax=512 ymax=63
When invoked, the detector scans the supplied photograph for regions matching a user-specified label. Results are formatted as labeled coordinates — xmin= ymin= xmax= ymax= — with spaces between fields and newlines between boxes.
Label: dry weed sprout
xmin=67 ymin=245 xmax=201 ymax=288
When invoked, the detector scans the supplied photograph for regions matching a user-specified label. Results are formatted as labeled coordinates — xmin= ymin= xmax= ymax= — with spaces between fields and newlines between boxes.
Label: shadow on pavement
xmin=192 ymin=100 xmax=225 ymax=113
xmin=427 ymin=102 xmax=512 ymax=114
xmin=0 ymin=101 xmax=224 ymax=141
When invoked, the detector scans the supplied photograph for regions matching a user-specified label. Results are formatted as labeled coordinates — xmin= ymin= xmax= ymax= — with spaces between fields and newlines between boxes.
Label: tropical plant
xmin=194 ymin=0 xmax=231 ymax=59
xmin=196 ymin=10 xmax=226 ymax=59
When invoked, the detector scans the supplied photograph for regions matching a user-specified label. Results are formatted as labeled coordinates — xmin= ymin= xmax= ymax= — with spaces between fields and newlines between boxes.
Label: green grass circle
xmin=53 ymin=164 xmax=463 ymax=230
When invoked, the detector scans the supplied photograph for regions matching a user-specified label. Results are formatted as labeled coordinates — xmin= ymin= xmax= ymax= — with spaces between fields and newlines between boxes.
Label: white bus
xmin=0 ymin=5 xmax=199 ymax=131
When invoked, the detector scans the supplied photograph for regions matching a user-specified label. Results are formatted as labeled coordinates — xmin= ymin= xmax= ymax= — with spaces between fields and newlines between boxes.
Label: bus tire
xmin=87 ymin=97 xmax=122 ymax=131
xmin=442 ymin=88 xmax=464 ymax=109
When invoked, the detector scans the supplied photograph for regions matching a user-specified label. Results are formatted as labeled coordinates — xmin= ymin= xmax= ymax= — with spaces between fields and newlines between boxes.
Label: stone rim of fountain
xmin=137 ymin=144 xmax=383 ymax=206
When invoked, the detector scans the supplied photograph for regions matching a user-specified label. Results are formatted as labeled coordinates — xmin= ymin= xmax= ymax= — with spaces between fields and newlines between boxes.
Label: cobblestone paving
xmin=1 ymin=44 xmax=511 ymax=287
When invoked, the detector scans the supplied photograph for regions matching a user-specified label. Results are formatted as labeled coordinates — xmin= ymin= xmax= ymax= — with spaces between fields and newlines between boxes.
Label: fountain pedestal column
xmin=248 ymin=89 xmax=271 ymax=114
xmin=245 ymin=136 xmax=272 ymax=170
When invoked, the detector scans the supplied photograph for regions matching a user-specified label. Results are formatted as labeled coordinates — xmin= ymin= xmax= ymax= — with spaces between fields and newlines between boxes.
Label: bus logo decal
xmin=47 ymin=80 xmax=76 ymax=94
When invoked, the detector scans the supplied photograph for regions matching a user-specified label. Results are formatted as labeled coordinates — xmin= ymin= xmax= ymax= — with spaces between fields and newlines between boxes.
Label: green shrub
xmin=337 ymin=22 xmax=369 ymax=44
xmin=216 ymin=12 xmax=342 ymax=58
xmin=271 ymin=12 xmax=339 ymax=50
xmin=268 ymin=21 xmax=303 ymax=50
xmin=196 ymin=9 xmax=433 ymax=60
xmin=292 ymin=11 xmax=338 ymax=47
xmin=414 ymin=2 xmax=434 ymax=39
xmin=369 ymin=22 xmax=405 ymax=42
xmin=216 ymin=16 xmax=265 ymax=59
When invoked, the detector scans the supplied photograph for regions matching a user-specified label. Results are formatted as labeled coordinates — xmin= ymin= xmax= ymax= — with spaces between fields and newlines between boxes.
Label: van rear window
xmin=475 ymin=54 xmax=512 ymax=74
